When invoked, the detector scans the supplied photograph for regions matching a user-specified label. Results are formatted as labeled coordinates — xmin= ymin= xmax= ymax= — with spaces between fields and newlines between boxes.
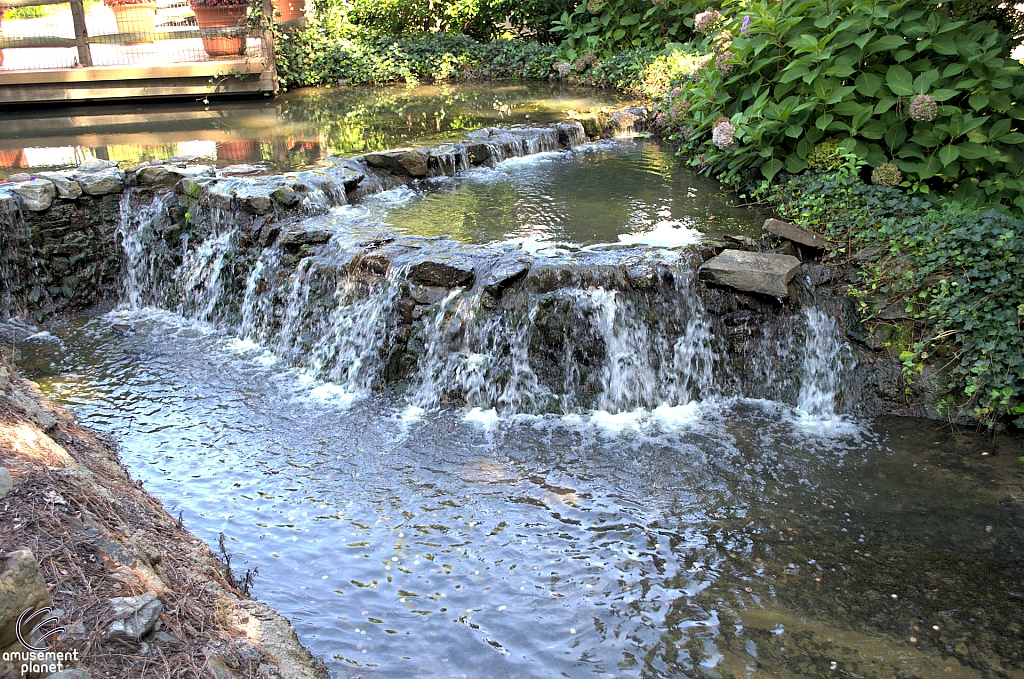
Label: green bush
xmin=275 ymin=27 xmax=560 ymax=88
xmin=552 ymin=0 xmax=713 ymax=57
xmin=767 ymin=166 xmax=1024 ymax=429
xmin=673 ymin=0 xmax=1024 ymax=211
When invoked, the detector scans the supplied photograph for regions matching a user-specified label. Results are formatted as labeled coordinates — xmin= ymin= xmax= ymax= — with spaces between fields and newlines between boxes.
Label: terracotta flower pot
xmin=193 ymin=3 xmax=248 ymax=58
xmin=110 ymin=3 xmax=157 ymax=44
xmin=271 ymin=0 xmax=304 ymax=23
xmin=1 ymin=15 xmax=5 ymax=69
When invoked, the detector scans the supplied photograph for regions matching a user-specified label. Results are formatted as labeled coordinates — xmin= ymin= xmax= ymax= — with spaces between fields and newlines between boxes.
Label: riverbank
xmin=0 ymin=355 xmax=329 ymax=679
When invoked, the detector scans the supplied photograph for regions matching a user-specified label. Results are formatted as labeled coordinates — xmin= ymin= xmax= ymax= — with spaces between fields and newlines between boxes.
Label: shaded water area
xmin=4 ymin=85 xmax=1024 ymax=678
xmin=0 ymin=83 xmax=633 ymax=177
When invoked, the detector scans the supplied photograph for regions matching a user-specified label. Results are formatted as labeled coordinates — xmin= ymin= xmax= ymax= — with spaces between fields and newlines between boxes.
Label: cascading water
xmin=796 ymin=304 xmax=851 ymax=418
xmin=111 ymin=125 xmax=850 ymax=420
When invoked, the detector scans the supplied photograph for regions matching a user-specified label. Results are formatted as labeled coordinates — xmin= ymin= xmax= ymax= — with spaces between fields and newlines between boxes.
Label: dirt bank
xmin=0 ymin=353 xmax=329 ymax=679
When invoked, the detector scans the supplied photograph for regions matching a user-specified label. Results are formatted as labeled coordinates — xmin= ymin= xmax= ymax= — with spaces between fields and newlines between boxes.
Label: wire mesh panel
xmin=0 ymin=0 xmax=272 ymax=72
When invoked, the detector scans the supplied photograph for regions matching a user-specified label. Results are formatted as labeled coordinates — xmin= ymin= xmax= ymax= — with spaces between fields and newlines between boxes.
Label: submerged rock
xmin=104 ymin=591 xmax=163 ymax=642
xmin=364 ymin=149 xmax=429 ymax=178
xmin=699 ymin=249 xmax=801 ymax=297
xmin=764 ymin=218 xmax=826 ymax=249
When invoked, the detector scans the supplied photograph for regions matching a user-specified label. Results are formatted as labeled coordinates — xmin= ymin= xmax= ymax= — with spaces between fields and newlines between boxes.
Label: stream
xmin=8 ymin=84 xmax=1024 ymax=679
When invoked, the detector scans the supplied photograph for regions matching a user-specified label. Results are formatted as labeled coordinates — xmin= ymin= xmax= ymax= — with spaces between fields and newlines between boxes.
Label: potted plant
xmin=190 ymin=0 xmax=249 ymax=58
xmin=271 ymin=0 xmax=303 ymax=23
xmin=104 ymin=0 xmax=157 ymax=44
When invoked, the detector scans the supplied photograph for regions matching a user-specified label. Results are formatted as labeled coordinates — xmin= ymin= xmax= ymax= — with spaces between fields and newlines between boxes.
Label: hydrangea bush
xmin=672 ymin=0 xmax=1024 ymax=211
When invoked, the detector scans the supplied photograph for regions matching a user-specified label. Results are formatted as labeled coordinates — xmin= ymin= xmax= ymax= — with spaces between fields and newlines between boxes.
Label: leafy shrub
xmin=552 ymin=0 xmax=712 ymax=57
xmin=767 ymin=167 xmax=1024 ymax=429
xmin=275 ymin=26 xmax=559 ymax=88
xmin=674 ymin=0 xmax=1024 ymax=211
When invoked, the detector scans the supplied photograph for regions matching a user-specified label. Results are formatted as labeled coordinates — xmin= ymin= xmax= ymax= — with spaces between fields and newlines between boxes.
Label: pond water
xmin=16 ymin=313 xmax=1024 ymax=679
xmin=334 ymin=138 xmax=761 ymax=247
xmin=0 ymin=83 xmax=632 ymax=177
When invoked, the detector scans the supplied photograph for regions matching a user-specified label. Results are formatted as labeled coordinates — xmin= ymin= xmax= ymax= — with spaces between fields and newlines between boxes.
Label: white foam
xmin=398 ymin=405 xmax=425 ymax=427
xmin=617 ymin=220 xmax=703 ymax=248
xmin=465 ymin=407 xmax=501 ymax=430
xmin=225 ymin=337 xmax=262 ymax=353
xmin=23 ymin=330 xmax=59 ymax=342
xmin=651 ymin=402 xmax=703 ymax=428
xmin=308 ymin=382 xmax=358 ymax=408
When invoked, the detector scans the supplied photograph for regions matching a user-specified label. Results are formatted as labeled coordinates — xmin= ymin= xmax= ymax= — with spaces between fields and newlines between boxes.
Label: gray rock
xmin=279 ymin=228 xmax=332 ymax=247
xmin=175 ymin=176 xmax=218 ymax=198
xmin=136 ymin=166 xmax=175 ymax=187
xmin=764 ymin=218 xmax=826 ymax=249
xmin=235 ymin=183 xmax=275 ymax=215
xmin=104 ymin=591 xmax=162 ymax=642
xmin=699 ymin=249 xmax=801 ymax=297
xmin=12 ymin=179 xmax=56 ymax=212
xmin=77 ymin=158 xmax=118 ymax=172
xmin=407 ymin=259 xmax=475 ymax=288
xmin=271 ymin=185 xmax=298 ymax=207
xmin=363 ymin=149 xmax=429 ymax=178
xmin=37 ymin=172 xmax=82 ymax=200
xmin=483 ymin=260 xmax=531 ymax=297
xmin=0 ymin=549 xmax=50 ymax=649
xmin=75 ymin=168 xmax=123 ymax=196
xmin=47 ymin=670 xmax=92 ymax=679
xmin=409 ymin=285 xmax=450 ymax=305
xmin=205 ymin=183 xmax=236 ymax=210
xmin=0 ymin=467 xmax=11 ymax=500
xmin=206 ymin=656 xmax=240 ymax=679
xmin=7 ymin=172 xmax=31 ymax=183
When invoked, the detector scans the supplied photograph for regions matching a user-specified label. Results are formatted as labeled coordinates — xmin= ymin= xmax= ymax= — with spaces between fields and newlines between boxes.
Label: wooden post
xmin=68 ymin=0 xmax=92 ymax=67
xmin=260 ymin=0 xmax=278 ymax=93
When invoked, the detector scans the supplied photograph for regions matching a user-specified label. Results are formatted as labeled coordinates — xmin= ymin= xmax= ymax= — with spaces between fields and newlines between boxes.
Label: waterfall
xmin=796 ymin=305 xmax=850 ymax=418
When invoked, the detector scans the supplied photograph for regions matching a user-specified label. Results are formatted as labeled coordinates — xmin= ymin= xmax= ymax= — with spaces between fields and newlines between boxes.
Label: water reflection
xmin=0 ymin=83 xmax=632 ymax=177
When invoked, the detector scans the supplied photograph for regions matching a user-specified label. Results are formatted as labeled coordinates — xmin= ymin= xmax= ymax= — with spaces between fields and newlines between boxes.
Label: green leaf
xmin=989 ymin=117 xmax=1012 ymax=140
xmin=930 ymin=89 xmax=960 ymax=102
xmin=938 ymin=145 xmax=960 ymax=165
xmin=855 ymin=72 xmax=883 ymax=97
xmin=619 ymin=13 xmax=641 ymax=26
xmin=761 ymin=158 xmax=784 ymax=181
xmin=870 ymin=34 xmax=908 ymax=53
xmin=613 ymin=28 xmax=625 ymax=39
xmin=1000 ymin=132 xmax=1024 ymax=143
xmin=886 ymin=65 xmax=914 ymax=96
xmin=860 ymin=119 xmax=887 ymax=139
xmin=969 ymin=91 xmax=990 ymax=111
xmin=913 ymin=70 xmax=940 ymax=94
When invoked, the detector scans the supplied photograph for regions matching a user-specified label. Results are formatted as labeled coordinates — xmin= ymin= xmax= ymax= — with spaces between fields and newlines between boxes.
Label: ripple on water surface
xmin=16 ymin=314 xmax=1024 ymax=679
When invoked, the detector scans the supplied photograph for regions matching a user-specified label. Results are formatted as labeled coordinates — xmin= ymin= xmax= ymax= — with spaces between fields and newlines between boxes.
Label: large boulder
xmin=12 ymin=179 xmax=56 ymax=212
xmin=0 ymin=550 xmax=50 ymax=650
xmin=104 ymin=591 xmax=163 ymax=642
xmin=764 ymin=218 xmax=826 ymax=249
xmin=363 ymin=149 xmax=429 ymax=178
xmin=699 ymin=249 xmax=801 ymax=297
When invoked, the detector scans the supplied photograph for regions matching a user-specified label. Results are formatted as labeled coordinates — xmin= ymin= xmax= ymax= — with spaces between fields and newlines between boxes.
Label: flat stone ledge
xmin=764 ymin=218 xmax=826 ymax=249
xmin=699 ymin=249 xmax=801 ymax=297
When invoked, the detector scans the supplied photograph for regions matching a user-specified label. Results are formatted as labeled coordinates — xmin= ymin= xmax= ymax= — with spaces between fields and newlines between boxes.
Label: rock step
xmin=699 ymin=249 xmax=802 ymax=298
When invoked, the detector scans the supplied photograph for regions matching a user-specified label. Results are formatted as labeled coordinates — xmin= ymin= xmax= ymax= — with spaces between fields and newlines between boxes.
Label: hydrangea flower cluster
xmin=909 ymin=94 xmax=938 ymax=122
xmin=871 ymin=162 xmax=902 ymax=187
xmin=587 ymin=0 xmax=604 ymax=14
xmin=553 ymin=62 xmax=572 ymax=78
xmin=694 ymin=10 xmax=723 ymax=34
xmin=712 ymin=119 xmax=736 ymax=150
xmin=715 ymin=50 xmax=735 ymax=74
